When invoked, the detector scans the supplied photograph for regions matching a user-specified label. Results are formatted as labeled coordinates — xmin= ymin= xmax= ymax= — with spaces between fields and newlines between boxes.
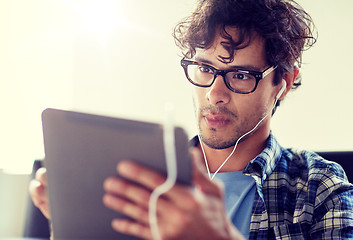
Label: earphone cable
xmin=200 ymin=98 xmax=279 ymax=180
xmin=148 ymin=103 xmax=177 ymax=240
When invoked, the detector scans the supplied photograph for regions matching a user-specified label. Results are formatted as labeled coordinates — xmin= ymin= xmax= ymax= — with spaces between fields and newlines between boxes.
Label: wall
xmin=272 ymin=0 xmax=353 ymax=151
xmin=0 ymin=171 xmax=29 ymax=237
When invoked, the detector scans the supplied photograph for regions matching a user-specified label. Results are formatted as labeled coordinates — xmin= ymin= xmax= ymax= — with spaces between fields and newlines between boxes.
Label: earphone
xmin=276 ymin=79 xmax=287 ymax=100
xmin=200 ymin=79 xmax=288 ymax=180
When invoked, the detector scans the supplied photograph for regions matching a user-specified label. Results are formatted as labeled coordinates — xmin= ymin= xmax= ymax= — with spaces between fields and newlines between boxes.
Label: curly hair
xmin=173 ymin=0 xmax=317 ymax=89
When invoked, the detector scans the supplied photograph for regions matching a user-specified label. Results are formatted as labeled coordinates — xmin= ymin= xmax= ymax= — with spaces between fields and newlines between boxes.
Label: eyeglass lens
xmin=186 ymin=64 xmax=257 ymax=93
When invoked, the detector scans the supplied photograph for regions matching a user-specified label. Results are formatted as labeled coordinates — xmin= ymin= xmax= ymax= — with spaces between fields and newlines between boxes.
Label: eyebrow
xmin=194 ymin=56 xmax=263 ymax=72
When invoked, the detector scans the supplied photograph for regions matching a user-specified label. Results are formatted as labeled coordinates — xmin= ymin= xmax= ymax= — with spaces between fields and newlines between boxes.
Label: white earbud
xmin=275 ymin=79 xmax=287 ymax=100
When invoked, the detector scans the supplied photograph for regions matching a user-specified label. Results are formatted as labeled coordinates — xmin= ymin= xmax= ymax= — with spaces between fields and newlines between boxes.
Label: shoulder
xmin=284 ymin=149 xmax=349 ymax=182
xmin=275 ymin=148 xmax=353 ymax=203
xmin=263 ymin=148 xmax=353 ymax=237
xmin=268 ymin=148 xmax=353 ymax=197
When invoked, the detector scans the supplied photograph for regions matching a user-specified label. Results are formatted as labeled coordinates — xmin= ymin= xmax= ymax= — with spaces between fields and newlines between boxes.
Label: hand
xmin=29 ymin=167 xmax=51 ymax=219
xmin=103 ymin=148 xmax=245 ymax=240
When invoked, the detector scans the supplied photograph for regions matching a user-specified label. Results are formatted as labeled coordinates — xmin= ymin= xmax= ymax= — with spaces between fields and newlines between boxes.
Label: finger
xmin=117 ymin=161 xmax=166 ymax=190
xmin=103 ymin=194 xmax=149 ymax=225
xmin=103 ymin=177 xmax=171 ymax=213
xmin=35 ymin=167 xmax=48 ymax=186
xmin=103 ymin=181 xmax=186 ymax=236
xmin=117 ymin=161 xmax=198 ymax=209
xmin=29 ymin=179 xmax=42 ymax=205
xmin=111 ymin=218 xmax=152 ymax=240
xmin=30 ymin=168 xmax=48 ymax=209
xmin=191 ymin=148 xmax=224 ymax=197
xmin=104 ymin=177 xmax=150 ymax=208
xmin=28 ymin=179 xmax=51 ymax=219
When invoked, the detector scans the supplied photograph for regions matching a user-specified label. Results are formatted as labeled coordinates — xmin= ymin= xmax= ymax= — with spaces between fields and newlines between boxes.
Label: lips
xmin=203 ymin=114 xmax=231 ymax=129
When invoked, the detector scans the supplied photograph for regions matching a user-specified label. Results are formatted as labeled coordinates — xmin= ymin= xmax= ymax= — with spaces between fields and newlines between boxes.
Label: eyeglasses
xmin=181 ymin=58 xmax=277 ymax=94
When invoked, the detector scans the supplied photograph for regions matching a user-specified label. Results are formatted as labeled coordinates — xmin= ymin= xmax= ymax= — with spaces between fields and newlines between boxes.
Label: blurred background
xmin=0 ymin=0 xmax=352 ymax=237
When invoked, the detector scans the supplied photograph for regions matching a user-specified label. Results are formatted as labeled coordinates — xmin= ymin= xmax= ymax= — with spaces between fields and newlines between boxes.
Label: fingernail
xmin=118 ymin=161 xmax=136 ymax=176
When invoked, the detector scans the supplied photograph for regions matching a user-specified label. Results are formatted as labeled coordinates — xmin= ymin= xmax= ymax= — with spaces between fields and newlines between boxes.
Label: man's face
xmin=192 ymin=28 xmax=280 ymax=149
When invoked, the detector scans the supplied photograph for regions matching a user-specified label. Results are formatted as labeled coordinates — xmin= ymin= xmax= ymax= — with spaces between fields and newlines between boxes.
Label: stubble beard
xmin=196 ymin=105 xmax=266 ymax=150
xmin=198 ymin=116 xmax=251 ymax=150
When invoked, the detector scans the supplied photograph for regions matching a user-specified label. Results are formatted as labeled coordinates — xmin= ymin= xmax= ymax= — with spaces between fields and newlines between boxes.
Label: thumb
xmin=190 ymin=147 xmax=224 ymax=197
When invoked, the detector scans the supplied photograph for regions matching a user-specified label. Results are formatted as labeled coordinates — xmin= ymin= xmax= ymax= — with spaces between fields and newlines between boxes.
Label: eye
xmin=231 ymin=72 xmax=252 ymax=80
xmin=198 ymin=66 xmax=214 ymax=74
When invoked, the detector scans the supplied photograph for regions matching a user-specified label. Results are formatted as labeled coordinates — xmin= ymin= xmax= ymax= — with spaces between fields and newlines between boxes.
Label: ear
xmin=278 ymin=66 xmax=299 ymax=100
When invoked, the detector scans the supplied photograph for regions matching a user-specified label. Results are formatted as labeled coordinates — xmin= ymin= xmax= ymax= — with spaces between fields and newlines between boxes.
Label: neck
xmin=199 ymin=124 xmax=270 ymax=173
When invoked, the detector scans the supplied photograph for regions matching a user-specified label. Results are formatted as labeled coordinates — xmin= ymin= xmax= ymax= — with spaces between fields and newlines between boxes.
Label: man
xmin=30 ymin=0 xmax=353 ymax=239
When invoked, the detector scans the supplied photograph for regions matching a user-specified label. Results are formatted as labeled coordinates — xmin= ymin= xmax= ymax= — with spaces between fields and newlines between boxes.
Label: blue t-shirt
xmin=214 ymin=172 xmax=256 ymax=239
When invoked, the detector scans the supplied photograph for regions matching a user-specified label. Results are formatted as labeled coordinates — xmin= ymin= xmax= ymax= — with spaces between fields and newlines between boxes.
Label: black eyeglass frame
xmin=180 ymin=58 xmax=277 ymax=94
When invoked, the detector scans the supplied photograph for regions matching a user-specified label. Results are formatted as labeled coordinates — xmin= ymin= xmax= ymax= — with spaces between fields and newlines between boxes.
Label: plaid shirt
xmin=191 ymin=133 xmax=353 ymax=239
xmin=243 ymin=133 xmax=353 ymax=239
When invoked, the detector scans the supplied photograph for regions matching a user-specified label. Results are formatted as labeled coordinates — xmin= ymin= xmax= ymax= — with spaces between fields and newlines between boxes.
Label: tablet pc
xmin=41 ymin=108 xmax=192 ymax=240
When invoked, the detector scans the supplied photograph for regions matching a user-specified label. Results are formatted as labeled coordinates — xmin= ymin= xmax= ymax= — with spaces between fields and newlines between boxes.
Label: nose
xmin=206 ymin=75 xmax=231 ymax=105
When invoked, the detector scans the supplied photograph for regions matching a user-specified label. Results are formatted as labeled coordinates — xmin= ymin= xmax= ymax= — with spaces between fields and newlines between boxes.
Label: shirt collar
xmin=243 ymin=133 xmax=282 ymax=179
xmin=190 ymin=133 xmax=283 ymax=199
xmin=243 ymin=133 xmax=283 ymax=200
